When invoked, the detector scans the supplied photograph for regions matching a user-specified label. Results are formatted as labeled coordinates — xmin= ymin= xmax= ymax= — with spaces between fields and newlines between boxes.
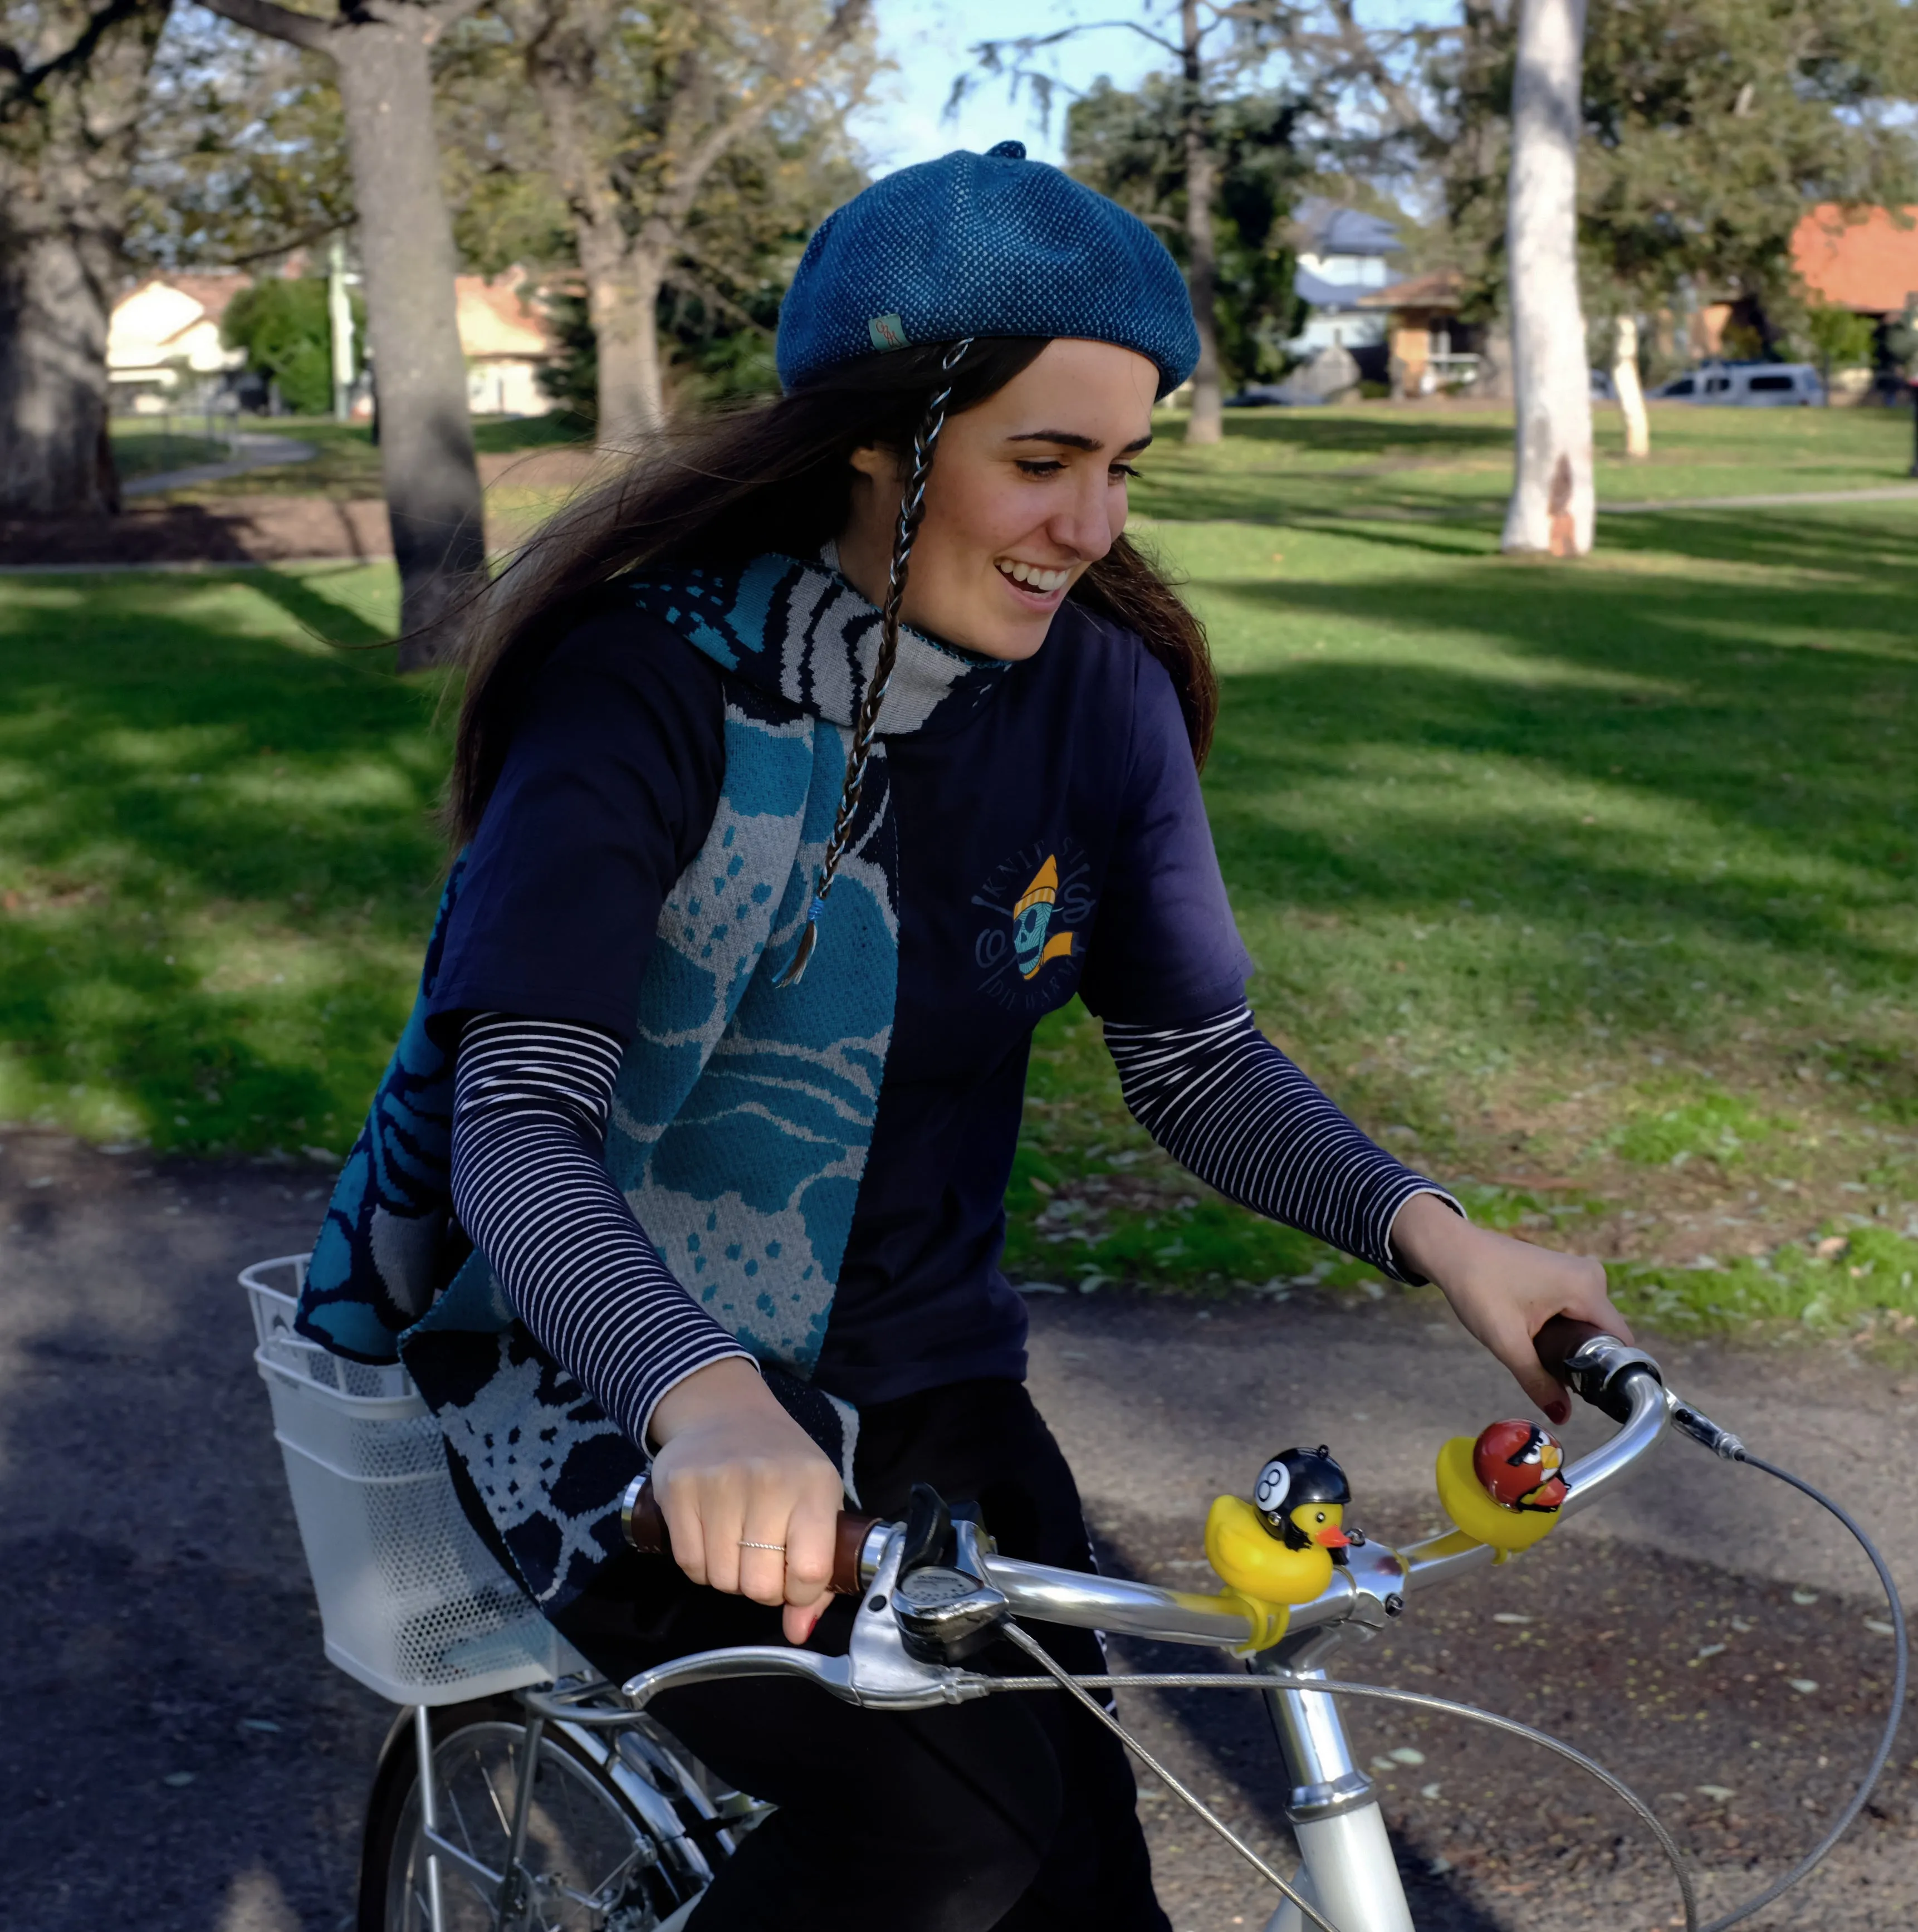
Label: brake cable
xmin=1000 ymin=1621 xmax=1344 ymax=1932
xmin=1671 ymin=1420 xmax=1910 ymax=1932
xmin=987 ymin=1419 xmax=1906 ymax=1932
xmin=996 ymin=1632 xmax=1700 ymax=1932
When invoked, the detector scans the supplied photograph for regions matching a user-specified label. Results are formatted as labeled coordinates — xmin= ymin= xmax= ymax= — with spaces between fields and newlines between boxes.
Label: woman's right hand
xmin=647 ymin=1357 xmax=845 ymax=1645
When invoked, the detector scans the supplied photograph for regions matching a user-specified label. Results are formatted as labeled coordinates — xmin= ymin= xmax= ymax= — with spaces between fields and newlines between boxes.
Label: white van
xmin=1652 ymin=363 xmax=1826 ymax=407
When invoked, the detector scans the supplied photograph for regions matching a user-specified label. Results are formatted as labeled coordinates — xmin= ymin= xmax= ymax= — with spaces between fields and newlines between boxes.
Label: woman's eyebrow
xmin=1006 ymin=430 xmax=1156 ymax=453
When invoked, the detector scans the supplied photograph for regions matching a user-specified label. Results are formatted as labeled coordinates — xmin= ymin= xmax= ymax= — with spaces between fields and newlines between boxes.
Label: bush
xmin=222 ymin=278 xmax=362 ymax=416
xmin=1804 ymin=305 xmax=1876 ymax=371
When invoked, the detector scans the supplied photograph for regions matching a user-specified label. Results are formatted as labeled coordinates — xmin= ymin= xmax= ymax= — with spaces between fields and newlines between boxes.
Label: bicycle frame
xmin=615 ymin=1334 xmax=1674 ymax=1931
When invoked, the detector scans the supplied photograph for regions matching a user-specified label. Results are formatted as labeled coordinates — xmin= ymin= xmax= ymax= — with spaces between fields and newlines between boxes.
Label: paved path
xmin=123 ymin=432 xmax=319 ymax=498
xmin=2 ymin=1131 xmax=1911 ymax=1930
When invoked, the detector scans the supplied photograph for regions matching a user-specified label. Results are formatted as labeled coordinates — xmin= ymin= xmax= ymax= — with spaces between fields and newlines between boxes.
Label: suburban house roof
xmin=1357 ymin=268 xmax=1466 ymax=313
xmin=1295 ymin=200 xmax=1402 ymax=258
xmin=1793 ymin=205 xmax=1918 ymax=315
xmin=456 ymin=275 xmax=556 ymax=361
xmin=107 ymin=275 xmax=248 ymax=377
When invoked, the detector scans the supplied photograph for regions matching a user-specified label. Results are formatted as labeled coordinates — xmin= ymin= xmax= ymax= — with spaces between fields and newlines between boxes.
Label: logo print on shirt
xmin=973 ymin=839 xmax=1093 ymax=1011
xmin=1011 ymin=854 xmax=1074 ymax=979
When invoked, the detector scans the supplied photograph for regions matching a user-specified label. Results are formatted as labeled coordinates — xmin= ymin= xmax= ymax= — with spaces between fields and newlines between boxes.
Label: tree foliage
xmin=126 ymin=8 xmax=351 ymax=270
xmin=1066 ymin=76 xmax=1307 ymax=385
xmin=436 ymin=0 xmax=869 ymax=437
xmin=221 ymin=275 xmax=362 ymax=412
xmin=1805 ymin=302 xmax=1877 ymax=369
xmin=1440 ymin=0 xmax=1918 ymax=343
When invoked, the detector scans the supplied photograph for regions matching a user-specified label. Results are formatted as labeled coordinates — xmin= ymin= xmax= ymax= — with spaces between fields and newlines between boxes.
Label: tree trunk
xmin=1501 ymin=0 xmax=1593 ymax=557
xmin=203 ymin=0 xmax=486 ymax=664
xmin=1612 ymin=312 xmax=1648 ymax=458
xmin=518 ymin=0 xmax=863 ymax=452
xmin=572 ymin=204 xmax=664 ymax=449
xmin=1179 ymin=0 xmax=1221 ymax=446
xmin=587 ymin=246 xmax=665 ymax=449
xmin=331 ymin=27 xmax=485 ymax=663
xmin=0 ymin=0 xmax=169 ymax=517
xmin=0 ymin=226 xmax=121 ymax=516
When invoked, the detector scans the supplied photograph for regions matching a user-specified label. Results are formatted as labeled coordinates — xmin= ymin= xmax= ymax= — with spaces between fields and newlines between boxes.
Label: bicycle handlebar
xmin=618 ymin=1320 xmax=1669 ymax=1657
xmin=621 ymin=1480 xmax=882 ymax=1596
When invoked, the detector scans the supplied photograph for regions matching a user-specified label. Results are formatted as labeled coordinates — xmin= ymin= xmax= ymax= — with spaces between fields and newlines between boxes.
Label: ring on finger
xmin=738 ymin=1539 xmax=786 ymax=1553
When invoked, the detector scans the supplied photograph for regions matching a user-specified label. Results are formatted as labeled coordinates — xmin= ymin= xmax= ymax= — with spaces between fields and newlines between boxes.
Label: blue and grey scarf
xmin=296 ymin=551 xmax=1010 ymax=1607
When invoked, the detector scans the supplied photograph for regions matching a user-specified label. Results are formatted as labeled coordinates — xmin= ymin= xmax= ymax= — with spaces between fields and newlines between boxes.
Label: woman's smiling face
xmin=837 ymin=337 xmax=1159 ymax=662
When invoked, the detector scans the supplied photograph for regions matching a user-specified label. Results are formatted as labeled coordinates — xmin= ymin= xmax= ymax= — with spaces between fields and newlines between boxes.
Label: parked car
xmin=1222 ymin=383 xmax=1293 ymax=408
xmin=1589 ymin=367 xmax=1617 ymax=402
xmin=1651 ymin=363 xmax=1825 ymax=407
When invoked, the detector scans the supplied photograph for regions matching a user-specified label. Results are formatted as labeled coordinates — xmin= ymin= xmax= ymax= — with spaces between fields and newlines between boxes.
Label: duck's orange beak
xmin=1314 ymin=1526 xmax=1351 ymax=1549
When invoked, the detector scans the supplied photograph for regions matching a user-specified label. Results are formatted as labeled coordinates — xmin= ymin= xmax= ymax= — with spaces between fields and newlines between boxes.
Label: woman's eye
xmin=1110 ymin=463 xmax=1140 ymax=481
xmin=1015 ymin=459 xmax=1065 ymax=477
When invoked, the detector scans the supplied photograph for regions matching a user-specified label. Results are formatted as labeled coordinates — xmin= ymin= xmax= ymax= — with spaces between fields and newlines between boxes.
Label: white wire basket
xmin=244 ymin=1255 xmax=586 ymax=1706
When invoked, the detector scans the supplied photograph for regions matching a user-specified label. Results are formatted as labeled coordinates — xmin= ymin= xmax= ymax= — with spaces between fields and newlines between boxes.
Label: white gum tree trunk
xmin=1612 ymin=311 xmax=1649 ymax=458
xmin=1501 ymin=0 xmax=1593 ymax=557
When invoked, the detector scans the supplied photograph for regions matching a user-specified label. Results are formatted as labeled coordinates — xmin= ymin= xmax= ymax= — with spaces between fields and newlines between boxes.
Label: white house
xmin=107 ymin=272 xmax=247 ymax=409
xmin=1288 ymin=203 xmax=1402 ymax=365
xmin=457 ymin=274 xmax=558 ymax=417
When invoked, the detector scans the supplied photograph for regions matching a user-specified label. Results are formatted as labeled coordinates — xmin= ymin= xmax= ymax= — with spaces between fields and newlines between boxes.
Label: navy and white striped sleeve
xmin=449 ymin=1013 xmax=752 ymax=1450
xmin=1103 ymin=1006 xmax=1462 ymax=1283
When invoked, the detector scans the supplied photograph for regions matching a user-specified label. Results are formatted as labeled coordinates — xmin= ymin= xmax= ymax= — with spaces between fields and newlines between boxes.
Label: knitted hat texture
xmin=776 ymin=141 xmax=1201 ymax=398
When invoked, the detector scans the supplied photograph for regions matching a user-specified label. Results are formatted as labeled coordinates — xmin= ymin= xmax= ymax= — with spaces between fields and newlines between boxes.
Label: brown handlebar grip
xmin=623 ymin=1480 xmax=671 ymax=1556
xmin=1532 ymin=1315 xmax=1612 ymax=1383
xmin=622 ymin=1479 xmax=880 ymax=1595
xmin=832 ymin=1511 xmax=883 ymax=1596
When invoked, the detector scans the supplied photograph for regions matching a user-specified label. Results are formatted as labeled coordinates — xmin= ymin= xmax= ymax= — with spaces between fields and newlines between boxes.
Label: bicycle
xmin=245 ymin=1254 xmax=1906 ymax=1932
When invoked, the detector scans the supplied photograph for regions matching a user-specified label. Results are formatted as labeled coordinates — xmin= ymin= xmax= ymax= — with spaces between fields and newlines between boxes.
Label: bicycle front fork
xmin=1254 ymin=1641 xmax=1415 ymax=1932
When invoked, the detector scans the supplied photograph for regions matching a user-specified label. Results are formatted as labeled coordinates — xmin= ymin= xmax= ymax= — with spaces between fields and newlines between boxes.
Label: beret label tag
xmin=868 ymin=313 xmax=909 ymax=351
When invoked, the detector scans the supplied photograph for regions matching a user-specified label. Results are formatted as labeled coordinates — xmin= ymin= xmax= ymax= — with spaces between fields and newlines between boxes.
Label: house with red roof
xmin=455 ymin=273 xmax=559 ymax=417
xmin=107 ymin=271 xmax=249 ymax=408
xmin=1793 ymin=204 xmax=1918 ymax=319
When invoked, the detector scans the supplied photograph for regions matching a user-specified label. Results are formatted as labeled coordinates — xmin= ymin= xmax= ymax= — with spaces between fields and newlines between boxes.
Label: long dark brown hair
xmin=448 ymin=337 xmax=1216 ymax=852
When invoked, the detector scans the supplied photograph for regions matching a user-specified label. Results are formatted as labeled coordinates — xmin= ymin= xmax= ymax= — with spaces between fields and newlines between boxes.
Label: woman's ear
xmin=848 ymin=443 xmax=896 ymax=486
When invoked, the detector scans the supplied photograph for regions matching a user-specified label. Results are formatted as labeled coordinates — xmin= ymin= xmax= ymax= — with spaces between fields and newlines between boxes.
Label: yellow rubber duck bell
xmin=1205 ymin=1445 xmax=1353 ymax=1649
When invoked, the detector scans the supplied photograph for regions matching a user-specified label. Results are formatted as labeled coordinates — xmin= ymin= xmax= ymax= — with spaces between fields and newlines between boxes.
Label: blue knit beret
xmin=776 ymin=141 xmax=1200 ymax=399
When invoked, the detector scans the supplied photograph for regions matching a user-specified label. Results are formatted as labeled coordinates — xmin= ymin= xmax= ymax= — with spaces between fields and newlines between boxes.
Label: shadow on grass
xmin=239 ymin=565 xmax=395 ymax=650
xmin=1186 ymin=505 xmax=1918 ymax=1113
xmin=0 ymin=570 xmax=446 ymax=1150
xmin=473 ymin=413 xmax=593 ymax=454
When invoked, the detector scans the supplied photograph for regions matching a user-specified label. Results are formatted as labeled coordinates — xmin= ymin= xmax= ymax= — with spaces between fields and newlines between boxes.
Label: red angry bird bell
xmin=1472 ymin=1419 xmax=1569 ymax=1514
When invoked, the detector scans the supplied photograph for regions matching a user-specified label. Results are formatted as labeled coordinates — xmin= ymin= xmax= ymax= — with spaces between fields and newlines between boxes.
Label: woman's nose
xmin=1046 ymin=473 xmax=1119 ymax=564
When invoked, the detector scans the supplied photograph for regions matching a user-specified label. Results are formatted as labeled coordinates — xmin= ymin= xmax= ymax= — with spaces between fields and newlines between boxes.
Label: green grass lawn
xmin=4 ymin=404 xmax=1916 ymax=1344
xmin=1122 ymin=398 xmax=1917 ymax=524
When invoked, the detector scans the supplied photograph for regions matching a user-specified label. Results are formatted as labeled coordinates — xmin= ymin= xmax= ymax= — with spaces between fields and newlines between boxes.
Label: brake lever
xmin=618 ymin=1526 xmax=997 ymax=1714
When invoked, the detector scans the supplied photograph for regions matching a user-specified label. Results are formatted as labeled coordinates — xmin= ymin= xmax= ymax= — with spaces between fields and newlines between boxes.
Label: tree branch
xmin=974 ymin=19 xmax=1187 ymax=66
xmin=418 ymin=0 xmax=489 ymax=42
xmin=196 ymin=0 xmax=332 ymax=56
xmin=651 ymin=0 xmax=869 ymax=229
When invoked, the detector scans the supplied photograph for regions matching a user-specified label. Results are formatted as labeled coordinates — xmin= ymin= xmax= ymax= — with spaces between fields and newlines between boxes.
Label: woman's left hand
xmin=1389 ymin=1192 xmax=1631 ymax=1425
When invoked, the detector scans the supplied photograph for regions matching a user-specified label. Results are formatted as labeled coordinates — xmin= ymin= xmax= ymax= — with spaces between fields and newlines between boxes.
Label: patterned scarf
xmin=295 ymin=552 xmax=1008 ymax=1606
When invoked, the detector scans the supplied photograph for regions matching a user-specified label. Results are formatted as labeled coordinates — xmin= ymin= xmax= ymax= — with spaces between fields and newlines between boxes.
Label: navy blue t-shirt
xmin=431 ymin=596 xmax=1252 ymax=1407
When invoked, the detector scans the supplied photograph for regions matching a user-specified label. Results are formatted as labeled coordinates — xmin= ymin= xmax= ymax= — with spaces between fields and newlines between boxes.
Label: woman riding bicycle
xmin=303 ymin=142 xmax=1627 ymax=1929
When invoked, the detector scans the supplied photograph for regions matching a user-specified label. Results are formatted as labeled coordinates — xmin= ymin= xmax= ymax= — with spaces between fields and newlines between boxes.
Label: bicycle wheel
xmin=358 ymin=1696 xmax=717 ymax=1932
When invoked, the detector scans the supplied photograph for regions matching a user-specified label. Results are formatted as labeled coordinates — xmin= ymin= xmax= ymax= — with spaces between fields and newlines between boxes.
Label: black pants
xmin=551 ymin=1378 xmax=1172 ymax=1932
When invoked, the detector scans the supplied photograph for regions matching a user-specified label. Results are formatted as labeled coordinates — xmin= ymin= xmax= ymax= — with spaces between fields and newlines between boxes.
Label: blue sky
xmin=850 ymin=0 xmax=1165 ymax=173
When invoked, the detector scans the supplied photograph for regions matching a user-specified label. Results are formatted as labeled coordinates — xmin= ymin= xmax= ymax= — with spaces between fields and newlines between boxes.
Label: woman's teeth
xmin=996 ymin=559 xmax=1070 ymax=594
